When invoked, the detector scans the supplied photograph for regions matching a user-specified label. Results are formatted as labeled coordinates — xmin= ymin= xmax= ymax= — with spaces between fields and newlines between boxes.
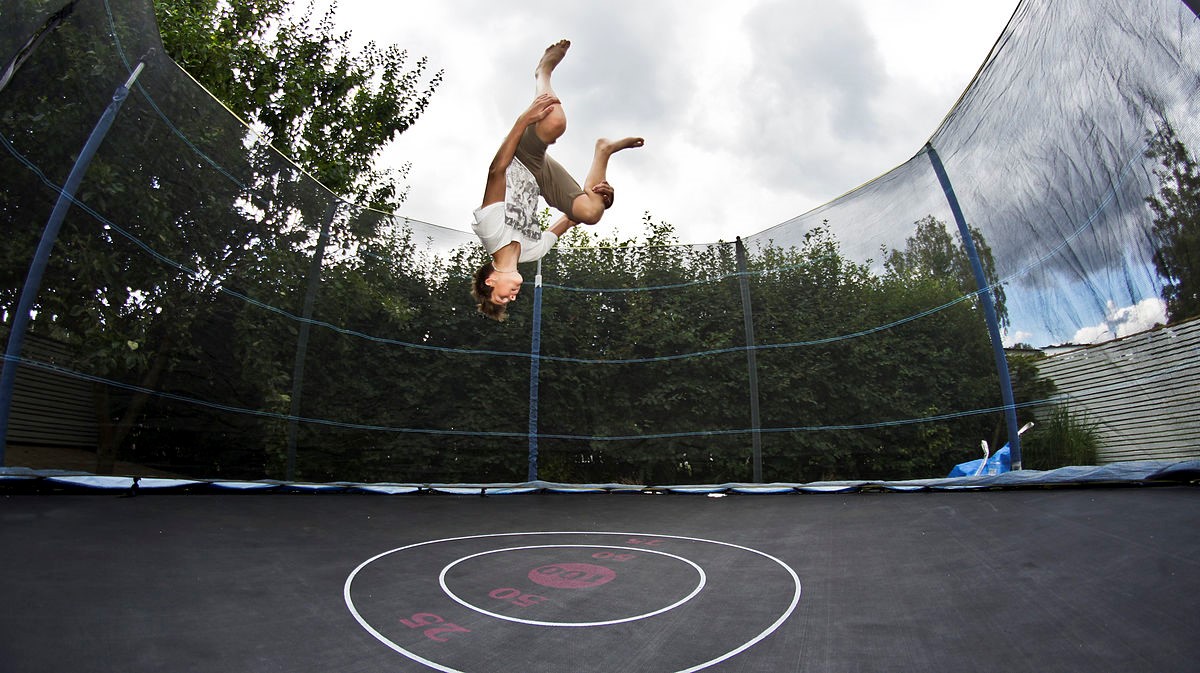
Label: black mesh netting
xmin=2 ymin=0 xmax=1198 ymax=484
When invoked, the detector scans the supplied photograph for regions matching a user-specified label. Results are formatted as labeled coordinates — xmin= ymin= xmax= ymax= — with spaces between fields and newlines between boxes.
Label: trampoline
xmin=1 ymin=468 xmax=1198 ymax=673
xmin=3 ymin=1 xmax=1200 ymax=669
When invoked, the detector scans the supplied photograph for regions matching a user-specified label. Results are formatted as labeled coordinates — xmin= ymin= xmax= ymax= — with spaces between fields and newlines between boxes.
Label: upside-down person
xmin=471 ymin=39 xmax=643 ymax=321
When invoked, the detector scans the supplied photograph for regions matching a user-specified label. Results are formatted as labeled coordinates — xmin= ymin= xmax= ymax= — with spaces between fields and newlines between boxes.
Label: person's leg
xmin=482 ymin=93 xmax=560 ymax=208
xmin=526 ymin=40 xmax=644 ymax=224
xmin=569 ymin=137 xmax=645 ymax=224
xmin=538 ymin=153 xmax=585 ymax=219
xmin=533 ymin=40 xmax=569 ymax=145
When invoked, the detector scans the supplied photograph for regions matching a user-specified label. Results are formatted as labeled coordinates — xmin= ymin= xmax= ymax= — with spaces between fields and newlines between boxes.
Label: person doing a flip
xmin=471 ymin=39 xmax=643 ymax=321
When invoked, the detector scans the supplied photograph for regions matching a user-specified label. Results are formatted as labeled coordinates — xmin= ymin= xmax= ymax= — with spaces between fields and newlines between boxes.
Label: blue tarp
xmin=948 ymin=445 xmax=1012 ymax=478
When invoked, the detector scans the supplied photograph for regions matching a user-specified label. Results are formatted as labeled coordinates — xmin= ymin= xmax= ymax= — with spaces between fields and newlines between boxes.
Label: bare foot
xmin=536 ymin=40 xmax=571 ymax=79
xmin=596 ymin=137 xmax=645 ymax=156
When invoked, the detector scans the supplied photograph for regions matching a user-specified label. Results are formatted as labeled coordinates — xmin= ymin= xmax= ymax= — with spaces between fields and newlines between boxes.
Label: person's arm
xmin=516 ymin=215 xmax=575 ymax=263
xmin=548 ymin=183 xmax=612 ymax=230
xmin=547 ymin=215 xmax=576 ymax=237
xmin=481 ymin=93 xmax=560 ymax=208
xmin=519 ymin=228 xmax=561 ymax=263
xmin=591 ymin=180 xmax=615 ymax=210
xmin=537 ymin=184 xmax=611 ymax=243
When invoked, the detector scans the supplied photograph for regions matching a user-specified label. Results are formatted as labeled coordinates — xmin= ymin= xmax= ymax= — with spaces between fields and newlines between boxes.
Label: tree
xmin=885 ymin=215 xmax=1008 ymax=328
xmin=1 ymin=0 xmax=440 ymax=474
xmin=154 ymin=0 xmax=442 ymax=210
xmin=885 ymin=215 xmax=1032 ymax=456
xmin=1145 ymin=121 xmax=1200 ymax=322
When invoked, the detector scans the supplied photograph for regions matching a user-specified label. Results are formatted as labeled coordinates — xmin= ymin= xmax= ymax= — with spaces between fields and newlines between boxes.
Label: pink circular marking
xmin=528 ymin=562 xmax=616 ymax=589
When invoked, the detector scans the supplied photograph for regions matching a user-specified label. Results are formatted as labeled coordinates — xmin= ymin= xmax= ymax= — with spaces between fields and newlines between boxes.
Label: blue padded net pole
xmin=526 ymin=259 xmax=544 ymax=481
xmin=0 ymin=60 xmax=146 ymax=465
xmin=735 ymin=238 xmax=763 ymax=482
xmin=925 ymin=143 xmax=1022 ymax=469
xmin=284 ymin=201 xmax=338 ymax=482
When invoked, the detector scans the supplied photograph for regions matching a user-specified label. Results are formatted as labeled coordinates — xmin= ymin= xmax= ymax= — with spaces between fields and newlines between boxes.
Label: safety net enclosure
xmin=2 ymin=0 xmax=1199 ymax=486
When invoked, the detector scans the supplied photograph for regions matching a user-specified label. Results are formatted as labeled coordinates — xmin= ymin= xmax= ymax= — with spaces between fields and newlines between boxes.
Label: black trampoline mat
xmin=1 ymin=487 xmax=1197 ymax=672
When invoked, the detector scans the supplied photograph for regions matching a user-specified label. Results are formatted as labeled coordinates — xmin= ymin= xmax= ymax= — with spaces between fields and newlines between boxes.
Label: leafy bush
xmin=1021 ymin=406 xmax=1100 ymax=469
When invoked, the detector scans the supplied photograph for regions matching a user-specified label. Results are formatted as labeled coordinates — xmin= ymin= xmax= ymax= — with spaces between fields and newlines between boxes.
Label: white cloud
xmin=1072 ymin=323 xmax=1112 ymax=345
xmin=320 ymin=0 xmax=1020 ymax=244
xmin=1004 ymin=330 xmax=1035 ymax=348
xmin=1071 ymin=298 xmax=1168 ymax=344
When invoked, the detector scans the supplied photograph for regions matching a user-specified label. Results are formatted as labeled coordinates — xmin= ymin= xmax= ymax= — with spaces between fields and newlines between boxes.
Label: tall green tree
xmin=154 ymin=0 xmax=442 ymax=210
xmin=1146 ymin=121 xmax=1200 ymax=322
xmin=885 ymin=215 xmax=1024 ymax=455
xmin=1 ymin=0 xmax=440 ymax=474
xmin=885 ymin=215 xmax=1008 ymax=328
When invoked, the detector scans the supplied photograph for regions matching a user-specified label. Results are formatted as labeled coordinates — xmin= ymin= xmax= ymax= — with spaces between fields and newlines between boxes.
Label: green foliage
xmin=123 ymin=209 xmax=1020 ymax=485
xmin=885 ymin=214 xmax=1008 ymax=329
xmin=533 ymin=215 xmax=746 ymax=484
xmin=1145 ymin=121 xmax=1200 ymax=323
xmin=153 ymin=0 xmax=442 ymax=210
xmin=1021 ymin=406 xmax=1100 ymax=469
xmin=1 ymin=0 xmax=439 ymax=474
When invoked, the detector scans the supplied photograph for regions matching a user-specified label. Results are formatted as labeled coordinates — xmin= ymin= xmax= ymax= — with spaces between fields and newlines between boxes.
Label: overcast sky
xmin=318 ymin=0 xmax=1020 ymax=245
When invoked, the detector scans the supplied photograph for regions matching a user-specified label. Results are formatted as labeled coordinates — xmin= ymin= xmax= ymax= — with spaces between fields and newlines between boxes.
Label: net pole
xmin=925 ymin=143 xmax=1023 ymax=469
xmin=0 ymin=61 xmax=146 ymax=464
xmin=284 ymin=201 xmax=338 ymax=481
xmin=526 ymin=259 xmax=544 ymax=481
xmin=0 ymin=2 xmax=80 ymax=94
xmin=736 ymin=238 xmax=764 ymax=482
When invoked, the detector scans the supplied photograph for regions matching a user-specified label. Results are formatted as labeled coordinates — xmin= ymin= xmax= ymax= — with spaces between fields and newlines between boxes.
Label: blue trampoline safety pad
xmin=1 ymin=459 xmax=1194 ymax=495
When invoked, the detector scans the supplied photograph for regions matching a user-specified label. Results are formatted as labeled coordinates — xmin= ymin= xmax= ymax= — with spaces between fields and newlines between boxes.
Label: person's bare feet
xmin=596 ymin=137 xmax=645 ymax=156
xmin=536 ymin=40 xmax=571 ymax=79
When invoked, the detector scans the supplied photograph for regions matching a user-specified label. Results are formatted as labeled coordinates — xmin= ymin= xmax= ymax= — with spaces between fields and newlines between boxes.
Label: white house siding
xmin=1032 ymin=318 xmax=1200 ymax=463
xmin=3 ymin=331 xmax=97 ymax=449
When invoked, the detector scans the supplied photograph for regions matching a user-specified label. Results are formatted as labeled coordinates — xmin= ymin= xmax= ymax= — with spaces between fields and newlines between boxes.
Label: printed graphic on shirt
xmin=505 ymin=159 xmax=542 ymax=242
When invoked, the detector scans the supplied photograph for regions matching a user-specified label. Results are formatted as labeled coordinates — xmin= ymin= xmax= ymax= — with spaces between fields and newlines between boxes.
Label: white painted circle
xmin=438 ymin=544 xmax=706 ymax=627
xmin=344 ymin=531 xmax=802 ymax=673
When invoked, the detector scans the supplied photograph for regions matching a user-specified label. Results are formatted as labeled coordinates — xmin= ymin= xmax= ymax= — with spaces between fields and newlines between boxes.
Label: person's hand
xmin=522 ymin=93 xmax=560 ymax=126
xmin=592 ymin=180 xmax=615 ymax=209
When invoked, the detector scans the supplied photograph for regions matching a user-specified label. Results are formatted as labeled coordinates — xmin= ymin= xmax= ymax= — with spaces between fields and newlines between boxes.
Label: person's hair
xmin=472 ymin=261 xmax=508 ymax=322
